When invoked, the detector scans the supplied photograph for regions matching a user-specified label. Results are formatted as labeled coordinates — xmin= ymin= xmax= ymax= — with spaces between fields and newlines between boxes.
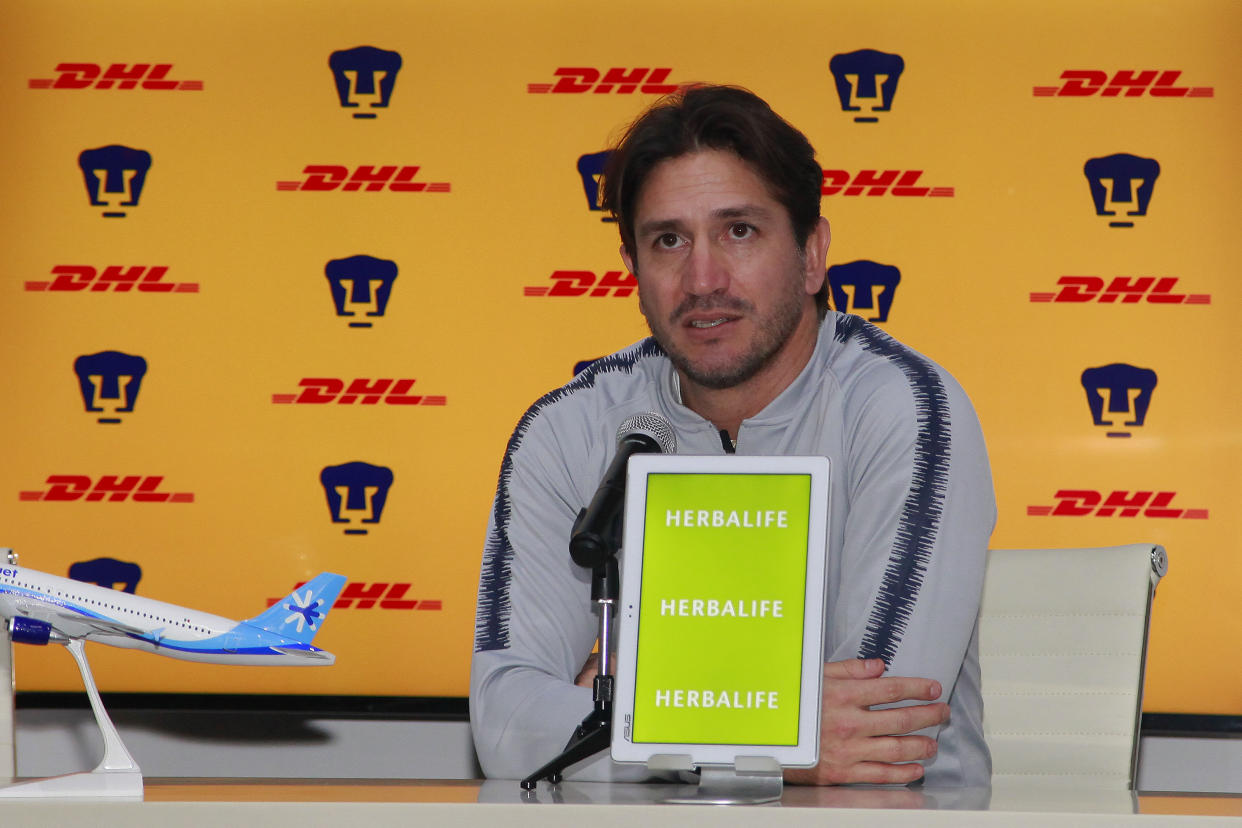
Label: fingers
xmin=820 ymin=757 xmax=929 ymax=786
xmin=825 ymin=701 xmax=949 ymax=744
xmin=824 ymin=665 xmax=943 ymax=710
xmin=869 ymin=702 xmax=950 ymax=737
xmin=823 ymin=659 xmax=942 ymax=701
xmin=787 ymin=751 xmax=930 ymax=786
xmin=824 ymin=657 xmax=886 ymax=680
xmin=836 ymin=734 xmax=939 ymax=767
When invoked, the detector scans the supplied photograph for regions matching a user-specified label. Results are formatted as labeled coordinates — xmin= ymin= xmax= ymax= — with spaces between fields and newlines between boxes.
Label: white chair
xmin=979 ymin=543 xmax=1167 ymax=789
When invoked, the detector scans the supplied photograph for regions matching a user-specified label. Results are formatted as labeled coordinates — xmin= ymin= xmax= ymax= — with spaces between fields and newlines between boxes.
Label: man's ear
xmin=803 ymin=217 xmax=831 ymax=295
xmin=620 ymin=243 xmax=635 ymax=276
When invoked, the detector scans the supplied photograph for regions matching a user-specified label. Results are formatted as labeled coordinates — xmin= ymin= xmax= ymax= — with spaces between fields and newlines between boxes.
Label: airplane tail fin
xmin=244 ymin=573 xmax=347 ymax=645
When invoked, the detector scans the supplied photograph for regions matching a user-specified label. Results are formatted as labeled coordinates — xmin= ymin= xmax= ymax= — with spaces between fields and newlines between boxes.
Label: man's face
xmin=621 ymin=149 xmax=829 ymax=394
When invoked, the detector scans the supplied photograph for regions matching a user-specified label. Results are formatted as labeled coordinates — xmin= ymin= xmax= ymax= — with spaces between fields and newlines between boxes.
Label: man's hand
xmin=785 ymin=658 xmax=948 ymax=786
xmin=574 ymin=653 xmax=600 ymax=688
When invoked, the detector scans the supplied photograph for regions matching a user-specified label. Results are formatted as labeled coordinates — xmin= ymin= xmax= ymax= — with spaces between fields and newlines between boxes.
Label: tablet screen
xmin=611 ymin=454 xmax=829 ymax=768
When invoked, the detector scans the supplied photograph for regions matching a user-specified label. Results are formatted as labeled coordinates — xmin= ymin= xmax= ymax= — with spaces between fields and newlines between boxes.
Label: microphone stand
xmin=519 ymin=510 xmax=620 ymax=791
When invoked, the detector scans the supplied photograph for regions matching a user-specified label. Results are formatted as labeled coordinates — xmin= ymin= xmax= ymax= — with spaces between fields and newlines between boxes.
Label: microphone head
xmin=616 ymin=412 xmax=676 ymax=454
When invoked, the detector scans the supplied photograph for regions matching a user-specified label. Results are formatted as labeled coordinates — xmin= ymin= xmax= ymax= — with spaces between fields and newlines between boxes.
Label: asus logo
xmin=1033 ymin=70 xmax=1213 ymax=98
xmin=527 ymin=68 xmax=679 ymax=95
xmin=1030 ymin=276 xmax=1209 ymax=305
xmin=26 ymin=265 xmax=197 ymax=293
xmin=523 ymin=270 xmax=636 ymax=298
xmin=276 ymin=165 xmax=450 ymax=192
xmin=30 ymin=63 xmax=202 ymax=91
xmin=272 ymin=379 xmax=446 ymax=406
xmin=20 ymin=476 xmax=193 ymax=503
xmin=1027 ymin=490 xmax=1207 ymax=520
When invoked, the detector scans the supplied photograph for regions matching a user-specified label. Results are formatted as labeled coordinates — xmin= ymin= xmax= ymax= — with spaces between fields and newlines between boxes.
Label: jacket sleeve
xmin=828 ymin=358 xmax=995 ymax=782
xmin=469 ymin=408 xmax=654 ymax=781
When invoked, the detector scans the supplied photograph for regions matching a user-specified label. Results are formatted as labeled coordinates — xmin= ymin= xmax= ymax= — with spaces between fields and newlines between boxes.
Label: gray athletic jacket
xmin=472 ymin=312 xmax=996 ymax=786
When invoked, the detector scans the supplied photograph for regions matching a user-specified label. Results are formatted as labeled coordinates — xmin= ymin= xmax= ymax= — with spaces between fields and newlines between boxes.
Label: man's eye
xmin=656 ymin=233 xmax=682 ymax=249
xmin=729 ymin=223 xmax=754 ymax=239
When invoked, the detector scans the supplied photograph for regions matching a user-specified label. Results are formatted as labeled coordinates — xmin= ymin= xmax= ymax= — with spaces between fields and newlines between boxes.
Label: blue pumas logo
xmin=829 ymin=49 xmax=905 ymax=122
xmin=329 ymin=46 xmax=402 ymax=118
xmin=320 ymin=461 xmax=395 ymax=535
xmin=74 ymin=350 xmax=147 ymax=424
xmin=827 ymin=260 xmax=901 ymax=322
xmin=69 ymin=556 xmax=143 ymax=593
xmin=79 ymin=144 xmax=152 ymax=217
xmin=1084 ymin=153 xmax=1160 ymax=228
xmin=325 ymin=255 xmax=398 ymax=328
xmin=577 ymin=150 xmax=617 ymax=221
xmin=1081 ymin=363 xmax=1158 ymax=438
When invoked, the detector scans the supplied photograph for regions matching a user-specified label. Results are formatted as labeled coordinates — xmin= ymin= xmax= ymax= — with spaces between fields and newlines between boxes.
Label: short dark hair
xmin=600 ymin=85 xmax=827 ymax=313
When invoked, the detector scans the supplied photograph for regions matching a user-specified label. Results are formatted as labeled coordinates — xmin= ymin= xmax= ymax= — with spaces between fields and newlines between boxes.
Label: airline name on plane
xmin=0 ymin=567 xmax=18 ymax=577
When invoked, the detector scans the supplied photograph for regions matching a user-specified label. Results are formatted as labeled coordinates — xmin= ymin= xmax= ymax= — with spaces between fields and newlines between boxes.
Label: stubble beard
xmin=644 ymin=274 xmax=808 ymax=392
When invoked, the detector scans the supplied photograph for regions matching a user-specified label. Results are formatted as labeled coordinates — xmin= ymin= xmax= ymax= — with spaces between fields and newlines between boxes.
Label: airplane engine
xmin=8 ymin=616 xmax=59 ymax=646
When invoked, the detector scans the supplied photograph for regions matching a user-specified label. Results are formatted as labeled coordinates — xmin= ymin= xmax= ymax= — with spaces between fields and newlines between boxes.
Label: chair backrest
xmin=980 ymin=543 xmax=1167 ymax=789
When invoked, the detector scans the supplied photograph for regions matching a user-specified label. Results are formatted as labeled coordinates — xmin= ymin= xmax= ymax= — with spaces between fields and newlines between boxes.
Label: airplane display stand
xmin=1 ymin=636 xmax=14 ymax=780
xmin=0 ymin=636 xmax=142 ymax=800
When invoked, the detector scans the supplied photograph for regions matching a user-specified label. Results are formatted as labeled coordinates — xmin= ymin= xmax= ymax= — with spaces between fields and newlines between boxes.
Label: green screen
xmin=632 ymin=472 xmax=811 ymax=745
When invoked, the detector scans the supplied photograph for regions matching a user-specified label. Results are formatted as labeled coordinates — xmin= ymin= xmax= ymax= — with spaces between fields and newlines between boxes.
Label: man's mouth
xmin=689 ymin=317 xmax=731 ymax=329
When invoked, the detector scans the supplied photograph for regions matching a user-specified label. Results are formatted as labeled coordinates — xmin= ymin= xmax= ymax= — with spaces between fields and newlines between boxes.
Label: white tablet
xmin=610 ymin=454 xmax=830 ymax=769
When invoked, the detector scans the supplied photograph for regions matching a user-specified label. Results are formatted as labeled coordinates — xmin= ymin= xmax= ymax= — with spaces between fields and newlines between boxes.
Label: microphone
xmin=570 ymin=412 xmax=676 ymax=568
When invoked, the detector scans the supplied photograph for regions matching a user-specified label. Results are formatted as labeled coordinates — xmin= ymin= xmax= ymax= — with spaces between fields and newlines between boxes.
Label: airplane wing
xmin=46 ymin=609 xmax=147 ymax=639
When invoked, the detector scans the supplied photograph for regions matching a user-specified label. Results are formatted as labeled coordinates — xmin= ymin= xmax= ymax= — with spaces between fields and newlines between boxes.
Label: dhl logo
xmin=1033 ymin=70 xmax=1213 ymax=98
xmin=1027 ymin=490 xmax=1207 ymax=519
xmin=20 ymin=476 xmax=193 ymax=503
xmin=1031 ymin=276 xmax=1210 ymax=305
xmin=29 ymin=63 xmax=203 ymax=90
xmin=523 ymin=270 xmax=637 ymax=298
xmin=527 ymin=67 xmax=680 ymax=95
xmin=821 ymin=170 xmax=953 ymax=197
xmin=268 ymin=582 xmax=442 ymax=610
xmin=25 ymin=265 xmax=198 ymax=293
xmin=276 ymin=165 xmax=450 ymax=192
xmin=272 ymin=379 xmax=446 ymax=406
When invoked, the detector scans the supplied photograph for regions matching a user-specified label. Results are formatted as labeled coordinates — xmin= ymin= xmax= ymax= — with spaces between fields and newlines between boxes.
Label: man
xmin=471 ymin=85 xmax=995 ymax=787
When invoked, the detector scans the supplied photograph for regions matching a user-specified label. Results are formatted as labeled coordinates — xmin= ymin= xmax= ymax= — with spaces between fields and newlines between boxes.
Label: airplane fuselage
xmin=0 ymin=563 xmax=334 ymax=665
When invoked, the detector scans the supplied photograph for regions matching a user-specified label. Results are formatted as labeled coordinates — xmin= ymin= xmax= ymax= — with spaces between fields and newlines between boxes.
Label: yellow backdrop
xmin=2 ymin=0 xmax=1239 ymax=715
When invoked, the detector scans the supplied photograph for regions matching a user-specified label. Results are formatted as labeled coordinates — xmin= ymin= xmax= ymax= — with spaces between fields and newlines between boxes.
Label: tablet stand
xmin=648 ymin=755 xmax=784 ymax=805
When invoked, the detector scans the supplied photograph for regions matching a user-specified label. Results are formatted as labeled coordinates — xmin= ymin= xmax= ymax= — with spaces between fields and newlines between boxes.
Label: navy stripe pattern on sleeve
xmin=834 ymin=315 xmax=952 ymax=666
xmin=474 ymin=338 xmax=665 ymax=652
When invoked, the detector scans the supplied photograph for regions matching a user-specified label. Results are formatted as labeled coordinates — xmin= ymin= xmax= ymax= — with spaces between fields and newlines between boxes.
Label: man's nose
xmin=682 ymin=244 xmax=729 ymax=295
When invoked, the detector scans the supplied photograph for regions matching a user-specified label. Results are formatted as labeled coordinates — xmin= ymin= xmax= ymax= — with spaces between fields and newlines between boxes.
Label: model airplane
xmin=0 ymin=553 xmax=346 ymax=665
xmin=0 ymin=549 xmax=347 ymax=798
